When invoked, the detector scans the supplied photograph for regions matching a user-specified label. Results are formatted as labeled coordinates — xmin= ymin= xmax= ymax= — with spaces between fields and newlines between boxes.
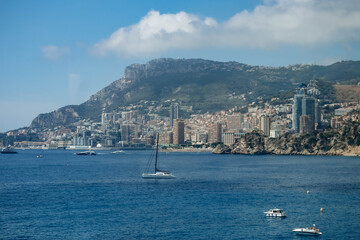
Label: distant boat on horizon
xmin=75 ymin=150 xmax=96 ymax=155
xmin=1 ymin=146 xmax=18 ymax=154
xmin=142 ymin=133 xmax=175 ymax=179
xmin=111 ymin=150 xmax=125 ymax=154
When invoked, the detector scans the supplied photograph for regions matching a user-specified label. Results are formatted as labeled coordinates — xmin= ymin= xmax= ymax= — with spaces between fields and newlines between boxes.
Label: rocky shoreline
xmin=212 ymin=131 xmax=360 ymax=157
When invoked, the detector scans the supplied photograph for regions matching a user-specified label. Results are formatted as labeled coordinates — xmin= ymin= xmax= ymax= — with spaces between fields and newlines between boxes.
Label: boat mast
xmin=155 ymin=133 xmax=159 ymax=173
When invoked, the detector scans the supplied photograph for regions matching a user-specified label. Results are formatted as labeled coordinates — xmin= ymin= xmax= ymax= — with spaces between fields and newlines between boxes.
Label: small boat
xmin=1 ymin=146 xmax=18 ymax=154
xmin=111 ymin=150 xmax=125 ymax=154
xmin=264 ymin=208 xmax=286 ymax=217
xmin=142 ymin=133 xmax=175 ymax=179
xmin=37 ymin=155 xmax=44 ymax=158
xmin=293 ymin=224 xmax=322 ymax=235
xmin=76 ymin=150 xmax=96 ymax=155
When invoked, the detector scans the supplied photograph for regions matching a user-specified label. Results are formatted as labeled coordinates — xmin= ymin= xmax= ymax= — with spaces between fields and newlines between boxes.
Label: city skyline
xmin=1 ymin=0 xmax=360 ymax=132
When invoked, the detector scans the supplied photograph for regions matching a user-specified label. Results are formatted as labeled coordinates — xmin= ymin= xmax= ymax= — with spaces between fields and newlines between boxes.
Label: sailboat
xmin=142 ymin=133 xmax=176 ymax=179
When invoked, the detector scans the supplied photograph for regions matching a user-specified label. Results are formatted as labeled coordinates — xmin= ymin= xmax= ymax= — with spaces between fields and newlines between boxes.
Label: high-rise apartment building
xmin=300 ymin=115 xmax=313 ymax=134
xmin=173 ymin=119 xmax=184 ymax=144
xmin=302 ymin=97 xmax=315 ymax=129
xmin=216 ymin=123 xmax=222 ymax=142
xmin=170 ymin=103 xmax=180 ymax=127
xmin=292 ymin=84 xmax=320 ymax=133
xmin=292 ymin=94 xmax=304 ymax=132
xmin=260 ymin=115 xmax=271 ymax=136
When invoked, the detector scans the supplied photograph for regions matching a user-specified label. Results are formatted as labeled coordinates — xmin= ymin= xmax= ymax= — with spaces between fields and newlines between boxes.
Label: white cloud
xmin=41 ymin=45 xmax=70 ymax=60
xmin=92 ymin=10 xmax=217 ymax=56
xmin=92 ymin=0 xmax=360 ymax=56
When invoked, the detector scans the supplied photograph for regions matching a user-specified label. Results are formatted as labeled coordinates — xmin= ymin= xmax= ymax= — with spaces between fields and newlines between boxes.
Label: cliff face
xmin=30 ymin=106 xmax=80 ymax=129
xmin=213 ymin=123 xmax=360 ymax=156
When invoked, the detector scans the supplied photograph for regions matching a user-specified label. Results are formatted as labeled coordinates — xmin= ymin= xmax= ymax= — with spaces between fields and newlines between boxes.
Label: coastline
xmin=212 ymin=144 xmax=360 ymax=157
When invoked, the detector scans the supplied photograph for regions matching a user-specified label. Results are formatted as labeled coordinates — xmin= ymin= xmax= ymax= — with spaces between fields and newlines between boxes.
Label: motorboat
xmin=264 ymin=208 xmax=286 ymax=217
xmin=293 ymin=225 xmax=322 ymax=235
xmin=1 ymin=146 xmax=18 ymax=154
xmin=37 ymin=155 xmax=44 ymax=158
xmin=111 ymin=150 xmax=125 ymax=154
xmin=76 ymin=150 xmax=96 ymax=155
xmin=142 ymin=133 xmax=175 ymax=179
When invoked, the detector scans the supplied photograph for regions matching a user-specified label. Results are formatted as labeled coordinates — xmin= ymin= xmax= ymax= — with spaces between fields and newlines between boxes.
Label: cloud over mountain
xmin=93 ymin=0 xmax=360 ymax=56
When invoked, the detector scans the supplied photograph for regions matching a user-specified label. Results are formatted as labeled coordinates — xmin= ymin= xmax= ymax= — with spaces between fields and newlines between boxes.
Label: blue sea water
xmin=1 ymin=150 xmax=360 ymax=240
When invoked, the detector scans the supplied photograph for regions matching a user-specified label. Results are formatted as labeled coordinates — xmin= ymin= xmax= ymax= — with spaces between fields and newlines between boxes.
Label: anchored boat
xmin=142 ymin=133 xmax=175 ymax=179
xmin=264 ymin=208 xmax=286 ymax=217
xmin=293 ymin=224 xmax=322 ymax=235
xmin=1 ymin=146 xmax=18 ymax=154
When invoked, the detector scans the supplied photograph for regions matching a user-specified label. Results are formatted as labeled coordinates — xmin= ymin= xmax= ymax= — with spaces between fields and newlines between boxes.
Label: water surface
xmin=1 ymin=150 xmax=360 ymax=239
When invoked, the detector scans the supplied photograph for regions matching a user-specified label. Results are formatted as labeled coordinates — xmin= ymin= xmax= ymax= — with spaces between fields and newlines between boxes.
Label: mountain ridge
xmin=30 ymin=58 xmax=360 ymax=129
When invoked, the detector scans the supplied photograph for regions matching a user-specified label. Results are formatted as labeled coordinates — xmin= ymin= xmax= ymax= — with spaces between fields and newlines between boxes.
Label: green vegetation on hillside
xmin=30 ymin=59 xmax=360 ymax=129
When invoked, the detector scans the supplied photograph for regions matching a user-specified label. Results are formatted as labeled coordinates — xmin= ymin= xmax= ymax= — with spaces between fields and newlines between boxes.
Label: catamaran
xmin=142 ymin=133 xmax=175 ymax=179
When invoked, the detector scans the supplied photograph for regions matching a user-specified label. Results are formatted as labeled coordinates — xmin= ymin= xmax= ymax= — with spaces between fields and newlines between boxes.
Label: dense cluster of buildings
xmin=4 ymin=82 xmax=360 ymax=149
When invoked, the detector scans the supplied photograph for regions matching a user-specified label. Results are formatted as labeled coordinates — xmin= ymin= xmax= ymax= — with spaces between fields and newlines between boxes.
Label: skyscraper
xmin=216 ymin=123 xmax=222 ymax=142
xmin=292 ymin=84 xmax=318 ymax=133
xmin=292 ymin=94 xmax=304 ymax=132
xmin=260 ymin=115 xmax=271 ymax=136
xmin=300 ymin=115 xmax=313 ymax=134
xmin=170 ymin=103 xmax=180 ymax=127
xmin=173 ymin=119 xmax=184 ymax=144
xmin=302 ymin=97 xmax=315 ymax=130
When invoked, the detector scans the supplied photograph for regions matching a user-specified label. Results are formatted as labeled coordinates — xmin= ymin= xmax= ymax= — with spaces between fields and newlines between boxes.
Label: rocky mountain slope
xmin=30 ymin=58 xmax=360 ymax=129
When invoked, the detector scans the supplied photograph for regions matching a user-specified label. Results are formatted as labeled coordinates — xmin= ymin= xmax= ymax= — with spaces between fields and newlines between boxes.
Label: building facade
xmin=260 ymin=115 xmax=271 ymax=136
xmin=173 ymin=119 xmax=185 ymax=144
xmin=170 ymin=103 xmax=181 ymax=127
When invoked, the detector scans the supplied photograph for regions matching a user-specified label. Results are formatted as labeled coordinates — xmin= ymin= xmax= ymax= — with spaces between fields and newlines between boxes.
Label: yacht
xmin=75 ymin=150 xmax=96 ymax=155
xmin=264 ymin=208 xmax=286 ymax=217
xmin=142 ymin=133 xmax=175 ymax=179
xmin=1 ymin=146 xmax=18 ymax=154
xmin=293 ymin=225 xmax=322 ymax=235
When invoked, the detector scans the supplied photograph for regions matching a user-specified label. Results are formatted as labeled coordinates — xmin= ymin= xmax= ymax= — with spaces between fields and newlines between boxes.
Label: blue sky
xmin=1 ymin=0 xmax=360 ymax=132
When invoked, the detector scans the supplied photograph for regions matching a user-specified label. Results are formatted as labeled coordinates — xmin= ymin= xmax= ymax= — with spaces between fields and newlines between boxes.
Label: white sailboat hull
xmin=142 ymin=133 xmax=175 ymax=180
xmin=142 ymin=172 xmax=176 ymax=179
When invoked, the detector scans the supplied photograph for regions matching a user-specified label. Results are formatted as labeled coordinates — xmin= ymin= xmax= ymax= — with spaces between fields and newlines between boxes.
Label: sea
xmin=1 ymin=150 xmax=360 ymax=240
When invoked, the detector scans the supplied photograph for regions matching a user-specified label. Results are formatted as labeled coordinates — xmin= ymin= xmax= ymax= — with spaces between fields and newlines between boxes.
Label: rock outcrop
xmin=213 ymin=123 xmax=360 ymax=156
xmin=30 ymin=106 xmax=80 ymax=129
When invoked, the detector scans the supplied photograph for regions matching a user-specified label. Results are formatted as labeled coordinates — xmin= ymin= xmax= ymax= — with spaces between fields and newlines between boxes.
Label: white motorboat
xmin=293 ymin=225 xmax=322 ymax=235
xmin=111 ymin=150 xmax=125 ymax=154
xmin=264 ymin=208 xmax=286 ymax=217
xmin=142 ymin=133 xmax=175 ymax=179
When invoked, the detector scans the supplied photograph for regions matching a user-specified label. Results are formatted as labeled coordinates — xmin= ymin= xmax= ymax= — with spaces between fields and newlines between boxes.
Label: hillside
xmin=334 ymin=84 xmax=360 ymax=103
xmin=30 ymin=59 xmax=360 ymax=129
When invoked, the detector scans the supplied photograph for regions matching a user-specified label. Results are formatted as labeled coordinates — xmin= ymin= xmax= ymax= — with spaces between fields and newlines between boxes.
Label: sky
xmin=1 ymin=0 xmax=360 ymax=133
